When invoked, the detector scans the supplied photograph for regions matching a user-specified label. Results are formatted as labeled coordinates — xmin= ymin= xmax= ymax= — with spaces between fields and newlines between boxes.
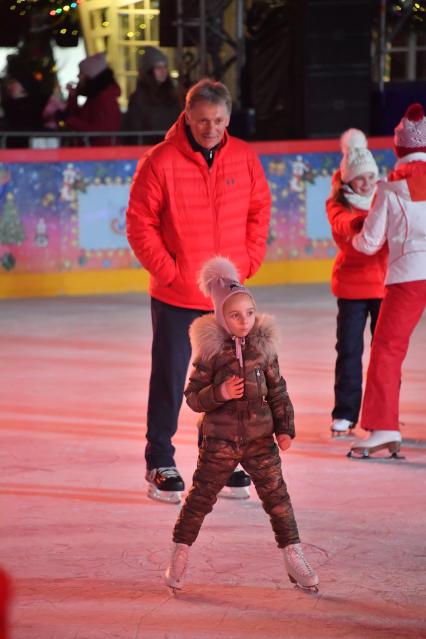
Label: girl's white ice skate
xmin=165 ymin=543 xmax=189 ymax=593
xmin=282 ymin=543 xmax=319 ymax=593
xmin=347 ymin=430 xmax=403 ymax=459
xmin=331 ymin=418 xmax=355 ymax=437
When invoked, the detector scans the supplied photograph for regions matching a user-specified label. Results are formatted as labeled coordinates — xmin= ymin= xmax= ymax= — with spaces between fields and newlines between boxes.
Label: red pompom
xmin=405 ymin=103 xmax=424 ymax=122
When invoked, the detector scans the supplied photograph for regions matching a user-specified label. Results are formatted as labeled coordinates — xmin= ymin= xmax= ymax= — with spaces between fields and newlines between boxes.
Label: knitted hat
xmin=198 ymin=256 xmax=255 ymax=334
xmin=340 ymin=129 xmax=378 ymax=183
xmin=394 ymin=103 xmax=426 ymax=158
xmin=79 ymin=52 xmax=108 ymax=79
xmin=138 ymin=46 xmax=168 ymax=75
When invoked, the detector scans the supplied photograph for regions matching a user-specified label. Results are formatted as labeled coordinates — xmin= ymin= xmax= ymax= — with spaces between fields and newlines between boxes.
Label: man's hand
xmin=220 ymin=375 xmax=244 ymax=400
xmin=277 ymin=434 xmax=292 ymax=451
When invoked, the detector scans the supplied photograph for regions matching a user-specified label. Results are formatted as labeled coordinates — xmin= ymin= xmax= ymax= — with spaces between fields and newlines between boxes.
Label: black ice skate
xmin=219 ymin=469 xmax=251 ymax=499
xmin=146 ymin=467 xmax=185 ymax=503
xmin=347 ymin=430 xmax=404 ymax=460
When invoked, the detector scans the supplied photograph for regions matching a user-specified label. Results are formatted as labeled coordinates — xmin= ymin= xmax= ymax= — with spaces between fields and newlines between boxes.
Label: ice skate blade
xmin=347 ymin=450 xmax=405 ymax=461
xmin=167 ymin=584 xmax=182 ymax=594
xmin=147 ymin=484 xmax=182 ymax=504
xmin=331 ymin=431 xmax=356 ymax=439
xmin=218 ymin=485 xmax=250 ymax=500
xmin=288 ymin=573 xmax=319 ymax=593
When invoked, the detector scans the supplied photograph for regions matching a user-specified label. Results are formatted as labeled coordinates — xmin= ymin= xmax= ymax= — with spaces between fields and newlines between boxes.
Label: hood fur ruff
xmin=189 ymin=313 xmax=280 ymax=362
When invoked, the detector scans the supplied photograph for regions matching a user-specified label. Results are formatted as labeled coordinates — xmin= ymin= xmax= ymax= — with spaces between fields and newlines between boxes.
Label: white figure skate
xmin=282 ymin=543 xmax=319 ymax=593
xmin=146 ymin=467 xmax=184 ymax=503
xmin=331 ymin=418 xmax=355 ymax=437
xmin=165 ymin=543 xmax=189 ymax=592
xmin=347 ymin=430 xmax=403 ymax=459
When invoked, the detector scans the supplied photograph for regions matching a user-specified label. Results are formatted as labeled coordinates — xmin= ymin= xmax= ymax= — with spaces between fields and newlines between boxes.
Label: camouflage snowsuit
xmin=173 ymin=313 xmax=301 ymax=548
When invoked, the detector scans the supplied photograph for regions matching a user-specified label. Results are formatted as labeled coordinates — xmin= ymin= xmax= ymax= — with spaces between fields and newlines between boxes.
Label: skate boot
xmin=348 ymin=430 xmax=403 ymax=459
xmin=219 ymin=468 xmax=251 ymax=499
xmin=331 ymin=418 xmax=355 ymax=437
xmin=165 ymin=542 xmax=189 ymax=592
xmin=146 ymin=467 xmax=185 ymax=503
xmin=282 ymin=543 xmax=319 ymax=593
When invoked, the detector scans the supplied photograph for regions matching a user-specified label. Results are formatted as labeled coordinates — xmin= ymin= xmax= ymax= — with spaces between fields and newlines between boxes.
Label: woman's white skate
xmin=347 ymin=430 xmax=404 ymax=460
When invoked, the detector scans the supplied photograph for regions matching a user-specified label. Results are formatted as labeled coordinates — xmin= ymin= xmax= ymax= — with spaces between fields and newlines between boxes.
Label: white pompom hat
xmin=198 ymin=256 xmax=255 ymax=334
xmin=340 ymin=128 xmax=378 ymax=183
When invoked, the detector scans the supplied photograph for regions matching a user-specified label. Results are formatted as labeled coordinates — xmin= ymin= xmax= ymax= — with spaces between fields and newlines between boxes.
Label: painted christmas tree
xmin=0 ymin=193 xmax=25 ymax=245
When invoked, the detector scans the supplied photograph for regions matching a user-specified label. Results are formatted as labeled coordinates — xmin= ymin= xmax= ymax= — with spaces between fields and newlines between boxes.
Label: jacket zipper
xmin=238 ymin=346 xmax=246 ymax=444
xmin=205 ymin=163 xmax=219 ymax=253
xmin=255 ymin=367 xmax=262 ymax=396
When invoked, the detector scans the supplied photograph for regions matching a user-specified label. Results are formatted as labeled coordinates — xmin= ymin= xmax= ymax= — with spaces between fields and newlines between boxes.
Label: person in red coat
xmin=327 ymin=129 xmax=388 ymax=437
xmin=126 ymin=79 xmax=271 ymax=503
xmin=62 ymin=52 xmax=121 ymax=146
xmin=349 ymin=103 xmax=426 ymax=457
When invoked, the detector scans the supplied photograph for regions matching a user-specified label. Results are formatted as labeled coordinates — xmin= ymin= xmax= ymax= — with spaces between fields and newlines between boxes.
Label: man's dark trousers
xmin=145 ymin=297 xmax=207 ymax=470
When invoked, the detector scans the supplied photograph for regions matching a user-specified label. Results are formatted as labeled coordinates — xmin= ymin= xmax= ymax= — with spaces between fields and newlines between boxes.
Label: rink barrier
xmin=0 ymin=137 xmax=394 ymax=299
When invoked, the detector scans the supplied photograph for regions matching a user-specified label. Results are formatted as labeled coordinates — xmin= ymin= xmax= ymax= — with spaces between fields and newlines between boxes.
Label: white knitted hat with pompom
xmin=340 ymin=128 xmax=378 ymax=183
xmin=198 ymin=256 xmax=255 ymax=333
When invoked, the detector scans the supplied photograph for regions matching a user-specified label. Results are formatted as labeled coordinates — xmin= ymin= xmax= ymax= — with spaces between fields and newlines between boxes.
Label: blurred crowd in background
xmin=0 ymin=46 xmax=182 ymax=148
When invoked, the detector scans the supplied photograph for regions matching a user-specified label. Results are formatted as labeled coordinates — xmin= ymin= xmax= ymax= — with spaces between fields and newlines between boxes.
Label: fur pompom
xmin=198 ymin=256 xmax=240 ymax=297
xmin=340 ymin=128 xmax=367 ymax=153
xmin=405 ymin=103 xmax=424 ymax=122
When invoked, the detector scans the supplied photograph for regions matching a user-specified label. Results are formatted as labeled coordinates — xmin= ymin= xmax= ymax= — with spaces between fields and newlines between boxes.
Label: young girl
xmin=327 ymin=129 xmax=388 ymax=437
xmin=350 ymin=103 xmax=426 ymax=457
xmin=164 ymin=257 xmax=319 ymax=593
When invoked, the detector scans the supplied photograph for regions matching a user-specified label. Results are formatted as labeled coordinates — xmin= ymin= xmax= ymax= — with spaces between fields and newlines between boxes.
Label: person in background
xmin=326 ymin=129 xmax=387 ymax=438
xmin=62 ymin=52 xmax=121 ymax=146
xmin=0 ymin=55 xmax=47 ymax=148
xmin=42 ymin=82 xmax=66 ymax=131
xmin=164 ymin=257 xmax=319 ymax=594
xmin=126 ymin=79 xmax=271 ymax=504
xmin=123 ymin=46 xmax=181 ymax=144
xmin=349 ymin=103 xmax=426 ymax=458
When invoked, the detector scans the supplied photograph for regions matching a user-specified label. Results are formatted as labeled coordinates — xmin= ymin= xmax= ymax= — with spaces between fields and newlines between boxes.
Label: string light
xmin=8 ymin=0 xmax=84 ymax=17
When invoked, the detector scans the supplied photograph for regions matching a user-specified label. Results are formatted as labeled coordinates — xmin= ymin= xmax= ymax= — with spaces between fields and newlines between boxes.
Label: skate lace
xmin=157 ymin=467 xmax=181 ymax=479
xmin=285 ymin=545 xmax=315 ymax=576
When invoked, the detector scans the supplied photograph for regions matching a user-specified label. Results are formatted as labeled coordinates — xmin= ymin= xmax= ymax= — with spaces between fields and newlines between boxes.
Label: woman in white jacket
xmin=349 ymin=103 xmax=426 ymax=457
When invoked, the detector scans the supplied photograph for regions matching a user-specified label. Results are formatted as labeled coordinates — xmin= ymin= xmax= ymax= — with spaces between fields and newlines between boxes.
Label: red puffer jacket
xmin=126 ymin=112 xmax=271 ymax=309
xmin=327 ymin=171 xmax=388 ymax=299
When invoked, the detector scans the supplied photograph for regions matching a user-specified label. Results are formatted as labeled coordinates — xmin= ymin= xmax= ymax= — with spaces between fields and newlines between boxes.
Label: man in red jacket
xmin=126 ymin=79 xmax=271 ymax=503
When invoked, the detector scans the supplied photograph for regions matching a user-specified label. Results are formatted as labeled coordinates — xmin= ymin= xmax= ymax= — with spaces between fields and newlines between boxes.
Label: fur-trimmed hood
xmin=189 ymin=313 xmax=280 ymax=362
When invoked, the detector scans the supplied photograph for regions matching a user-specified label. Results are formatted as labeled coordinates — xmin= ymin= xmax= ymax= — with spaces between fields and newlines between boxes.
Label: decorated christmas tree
xmin=0 ymin=193 xmax=25 ymax=245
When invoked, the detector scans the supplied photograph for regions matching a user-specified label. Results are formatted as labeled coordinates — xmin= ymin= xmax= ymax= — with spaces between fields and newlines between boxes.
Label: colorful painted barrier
xmin=0 ymin=139 xmax=394 ymax=298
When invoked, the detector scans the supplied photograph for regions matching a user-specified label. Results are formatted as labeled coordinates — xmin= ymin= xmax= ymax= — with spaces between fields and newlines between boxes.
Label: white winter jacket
xmin=353 ymin=152 xmax=426 ymax=284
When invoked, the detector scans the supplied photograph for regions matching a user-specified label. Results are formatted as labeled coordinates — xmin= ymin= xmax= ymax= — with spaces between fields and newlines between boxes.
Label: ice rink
xmin=1 ymin=284 xmax=425 ymax=639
